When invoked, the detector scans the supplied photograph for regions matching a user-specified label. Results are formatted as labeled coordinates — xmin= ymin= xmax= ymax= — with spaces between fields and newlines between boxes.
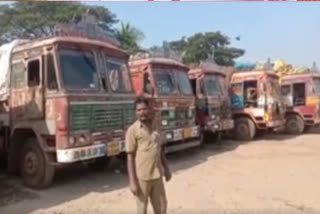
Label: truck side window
xmin=11 ymin=62 xmax=25 ymax=89
xmin=28 ymin=59 xmax=40 ymax=87
xmin=46 ymin=54 xmax=58 ymax=90
xmin=293 ymin=83 xmax=305 ymax=106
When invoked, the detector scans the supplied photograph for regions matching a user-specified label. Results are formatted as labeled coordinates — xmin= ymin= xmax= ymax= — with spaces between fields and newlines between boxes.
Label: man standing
xmin=126 ymin=97 xmax=172 ymax=214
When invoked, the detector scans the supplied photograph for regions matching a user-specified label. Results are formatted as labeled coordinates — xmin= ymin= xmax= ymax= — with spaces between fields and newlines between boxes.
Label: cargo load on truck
xmin=0 ymin=40 xmax=29 ymax=101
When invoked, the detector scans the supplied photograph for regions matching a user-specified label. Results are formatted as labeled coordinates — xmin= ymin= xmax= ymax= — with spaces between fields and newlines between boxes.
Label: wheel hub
xmin=288 ymin=119 xmax=298 ymax=130
xmin=238 ymin=123 xmax=247 ymax=135
xmin=24 ymin=151 xmax=39 ymax=175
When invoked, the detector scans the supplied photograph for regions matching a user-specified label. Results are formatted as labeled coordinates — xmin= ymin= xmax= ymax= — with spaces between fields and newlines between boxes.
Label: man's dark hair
xmin=135 ymin=96 xmax=149 ymax=109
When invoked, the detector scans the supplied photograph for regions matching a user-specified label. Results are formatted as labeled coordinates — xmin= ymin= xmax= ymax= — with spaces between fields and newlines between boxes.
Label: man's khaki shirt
xmin=126 ymin=120 xmax=164 ymax=181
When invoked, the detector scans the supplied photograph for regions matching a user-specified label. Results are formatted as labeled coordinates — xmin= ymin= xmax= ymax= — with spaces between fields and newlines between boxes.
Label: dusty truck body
xmin=188 ymin=63 xmax=234 ymax=140
xmin=129 ymin=54 xmax=201 ymax=153
xmin=280 ymin=73 xmax=320 ymax=134
xmin=0 ymin=25 xmax=135 ymax=188
xmin=230 ymin=70 xmax=286 ymax=140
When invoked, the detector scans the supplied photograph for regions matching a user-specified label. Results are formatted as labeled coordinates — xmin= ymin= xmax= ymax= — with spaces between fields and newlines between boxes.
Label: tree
xmin=152 ymin=32 xmax=245 ymax=66
xmin=115 ymin=22 xmax=145 ymax=54
xmin=0 ymin=2 xmax=117 ymax=44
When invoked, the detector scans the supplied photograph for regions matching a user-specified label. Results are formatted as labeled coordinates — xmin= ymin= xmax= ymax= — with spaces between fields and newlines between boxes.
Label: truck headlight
xmin=166 ymin=133 xmax=173 ymax=140
xmin=169 ymin=110 xmax=175 ymax=119
xmin=79 ymin=136 xmax=86 ymax=144
xmin=162 ymin=120 xmax=168 ymax=126
xmin=69 ymin=136 xmax=76 ymax=146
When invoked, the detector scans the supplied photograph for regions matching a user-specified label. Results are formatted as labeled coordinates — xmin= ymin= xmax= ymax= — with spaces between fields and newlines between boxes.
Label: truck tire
xmin=20 ymin=138 xmax=55 ymax=189
xmin=285 ymin=115 xmax=304 ymax=135
xmin=234 ymin=117 xmax=256 ymax=141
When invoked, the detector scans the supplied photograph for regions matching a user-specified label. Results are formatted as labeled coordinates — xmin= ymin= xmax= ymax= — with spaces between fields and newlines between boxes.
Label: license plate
xmin=107 ymin=142 xmax=120 ymax=157
xmin=183 ymin=128 xmax=192 ymax=139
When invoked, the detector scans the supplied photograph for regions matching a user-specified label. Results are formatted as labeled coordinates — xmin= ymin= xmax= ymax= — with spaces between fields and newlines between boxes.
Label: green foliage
xmin=0 ymin=2 xmax=117 ymax=43
xmin=151 ymin=32 xmax=245 ymax=66
xmin=115 ymin=22 xmax=145 ymax=54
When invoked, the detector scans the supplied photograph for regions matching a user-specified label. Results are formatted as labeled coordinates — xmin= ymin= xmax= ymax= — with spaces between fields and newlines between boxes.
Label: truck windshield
xmin=312 ymin=78 xmax=320 ymax=95
xmin=154 ymin=70 xmax=175 ymax=95
xmin=59 ymin=49 xmax=99 ymax=91
xmin=106 ymin=59 xmax=132 ymax=93
xmin=175 ymin=70 xmax=193 ymax=96
xmin=217 ymin=76 xmax=227 ymax=96
xmin=205 ymin=74 xmax=221 ymax=96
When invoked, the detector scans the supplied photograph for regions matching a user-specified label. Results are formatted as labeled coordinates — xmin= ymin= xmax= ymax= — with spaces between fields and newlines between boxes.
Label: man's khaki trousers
xmin=136 ymin=178 xmax=167 ymax=214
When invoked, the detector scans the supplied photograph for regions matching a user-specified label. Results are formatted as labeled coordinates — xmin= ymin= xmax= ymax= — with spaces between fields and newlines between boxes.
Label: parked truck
xmin=230 ymin=69 xmax=286 ymax=140
xmin=0 ymin=17 xmax=135 ymax=188
xmin=280 ymin=72 xmax=320 ymax=134
xmin=129 ymin=52 xmax=201 ymax=153
xmin=188 ymin=62 xmax=234 ymax=141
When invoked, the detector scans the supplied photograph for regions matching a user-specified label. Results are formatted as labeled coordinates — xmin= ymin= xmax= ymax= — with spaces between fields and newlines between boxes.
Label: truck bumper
xmin=163 ymin=126 xmax=200 ymax=143
xmin=205 ymin=119 xmax=234 ymax=133
xmin=267 ymin=119 xmax=285 ymax=128
xmin=165 ymin=139 xmax=201 ymax=154
xmin=56 ymin=140 xmax=126 ymax=163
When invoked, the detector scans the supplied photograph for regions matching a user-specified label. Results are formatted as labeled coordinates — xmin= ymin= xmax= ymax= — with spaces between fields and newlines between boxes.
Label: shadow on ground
xmin=1 ymin=126 xmax=319 ymax=214
xmin=0 ymin=136 xmax=239 ymax=214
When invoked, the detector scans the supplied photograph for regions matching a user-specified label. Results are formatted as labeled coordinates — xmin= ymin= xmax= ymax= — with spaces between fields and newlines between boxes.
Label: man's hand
xmin=164 ymin=169 xmax=172 ymax=182
xmin=130 ymin=181 xmax=139 ymax=196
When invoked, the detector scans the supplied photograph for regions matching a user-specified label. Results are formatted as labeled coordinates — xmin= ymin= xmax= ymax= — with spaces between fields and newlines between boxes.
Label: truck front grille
xmin=70 ymin=103 xmax=135 ymax=133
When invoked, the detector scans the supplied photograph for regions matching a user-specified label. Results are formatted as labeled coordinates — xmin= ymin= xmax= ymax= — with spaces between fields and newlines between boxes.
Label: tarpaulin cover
xmin=0 ymin=40 xmax=28 ymax=101
xmin=234 ymin=61 xmax=256 ymax=71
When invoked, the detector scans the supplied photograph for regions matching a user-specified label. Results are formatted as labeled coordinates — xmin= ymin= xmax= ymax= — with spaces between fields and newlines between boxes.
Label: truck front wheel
xmin=234 ymin=117 xmax=256 ymax=141
xmin=285 ymin=115 xmax=304 ymax=135
xmin=20 ymin=138 xmax=55 ymax=189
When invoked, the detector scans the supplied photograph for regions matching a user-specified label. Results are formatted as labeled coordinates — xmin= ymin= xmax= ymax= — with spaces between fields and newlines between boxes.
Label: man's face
xmin=136 ymin=103 xmax=150 ymax=123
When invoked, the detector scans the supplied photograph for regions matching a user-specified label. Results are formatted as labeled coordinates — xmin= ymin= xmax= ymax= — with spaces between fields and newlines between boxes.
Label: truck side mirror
xmin=260 ymin=82 xmax=266 ymax=93
xmin=144 ymin=72 xmax=154 ymax=96
xmin=146 ymin=83 xmax=154 ymax=95
xmin=199 ymin=79 xmax=205 ymax=97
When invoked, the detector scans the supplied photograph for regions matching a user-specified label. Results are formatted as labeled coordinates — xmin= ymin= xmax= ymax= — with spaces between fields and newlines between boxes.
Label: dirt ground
xmin=1 ymin=130 xmax=320 ymax=214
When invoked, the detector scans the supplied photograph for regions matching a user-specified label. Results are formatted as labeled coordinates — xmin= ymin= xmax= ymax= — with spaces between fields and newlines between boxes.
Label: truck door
xmin=230 ymin=82 xmax=244 ymax=109
xmin=11 ymin=57 xmax=45 ymax=121
xmin=293 ymin=83 xmax=306 ymax=106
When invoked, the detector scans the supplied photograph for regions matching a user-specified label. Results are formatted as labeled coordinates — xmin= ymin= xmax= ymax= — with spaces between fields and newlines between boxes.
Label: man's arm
xmin=126 ymin=127 xmax=139 ymax=195
xmin=127 ymin=152 xmax=139 ymax=195
xmin=161 ymin=145 xmax=171 ymax=182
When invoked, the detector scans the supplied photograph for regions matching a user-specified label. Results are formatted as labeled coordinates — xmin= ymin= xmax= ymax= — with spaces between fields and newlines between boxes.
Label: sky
xmin=88 ymin=2 xmax=320 ymax=67
xmin=1 ymin=1 xmax=320 ymax=67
